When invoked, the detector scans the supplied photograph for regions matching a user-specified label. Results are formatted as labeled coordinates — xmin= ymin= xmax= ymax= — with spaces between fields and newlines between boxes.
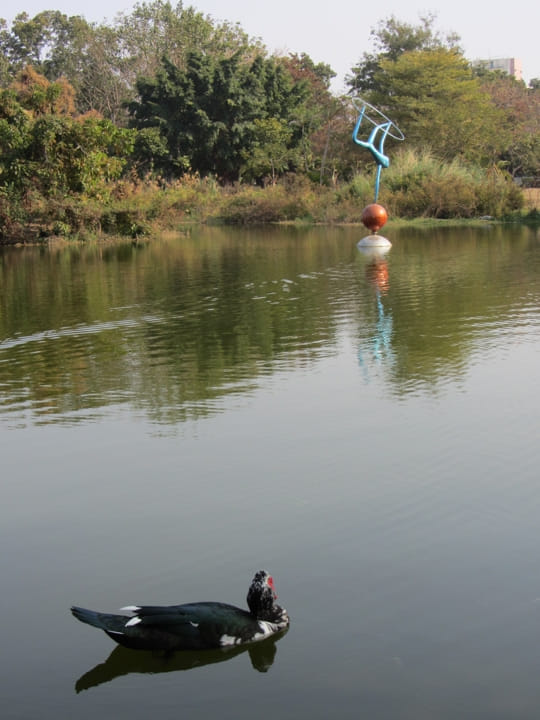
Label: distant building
xmin=474 ymin=57 xmax=523 ymax=81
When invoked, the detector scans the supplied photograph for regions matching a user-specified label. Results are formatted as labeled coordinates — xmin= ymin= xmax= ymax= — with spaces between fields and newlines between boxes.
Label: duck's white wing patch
xmin=125 ymin=616 xmax=142 ymax=627
xmin=120 ymin=605 xmax=141 ymax=613
xmin=253 ymin=620 xmax=278 ymax=641
xmin=219 ymin=634 xmax=242 ymax=646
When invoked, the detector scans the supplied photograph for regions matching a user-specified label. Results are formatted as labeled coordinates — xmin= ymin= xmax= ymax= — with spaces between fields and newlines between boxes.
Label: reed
xmin=0 ymin=154 xmax=531 ymax=243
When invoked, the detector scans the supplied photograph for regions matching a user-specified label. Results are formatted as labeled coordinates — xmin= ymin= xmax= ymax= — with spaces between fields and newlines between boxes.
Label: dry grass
xmin=523 ymin=188 xmax=540 ymax=210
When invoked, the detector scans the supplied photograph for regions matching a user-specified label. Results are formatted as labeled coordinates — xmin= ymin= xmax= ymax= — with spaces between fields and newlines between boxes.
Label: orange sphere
xmin=361 ymin=203 xmax=388 ymax=232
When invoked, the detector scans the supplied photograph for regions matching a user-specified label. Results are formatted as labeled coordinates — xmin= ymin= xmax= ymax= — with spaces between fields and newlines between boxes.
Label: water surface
xmin=1 ymin=224 xmax=540 ymax=719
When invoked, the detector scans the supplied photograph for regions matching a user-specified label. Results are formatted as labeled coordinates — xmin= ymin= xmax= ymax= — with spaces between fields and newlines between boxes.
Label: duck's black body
xmin=71 ymin=570 xmax=289 ymax=651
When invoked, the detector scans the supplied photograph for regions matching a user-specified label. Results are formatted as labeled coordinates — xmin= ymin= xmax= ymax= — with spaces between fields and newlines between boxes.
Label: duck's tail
xmin=71 ymin=606 xmax=127 ymax=634
xmin=71 ymin=606 xmax=104 ymax=627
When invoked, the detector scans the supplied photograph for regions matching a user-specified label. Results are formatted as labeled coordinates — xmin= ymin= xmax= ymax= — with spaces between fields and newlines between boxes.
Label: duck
xmin=71 ymin=570 xmax=289 ymax=651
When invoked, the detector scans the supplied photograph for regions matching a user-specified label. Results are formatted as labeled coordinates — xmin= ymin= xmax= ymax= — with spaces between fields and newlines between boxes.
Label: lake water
xmin=1 ymin=224 xmax=540 ymax=719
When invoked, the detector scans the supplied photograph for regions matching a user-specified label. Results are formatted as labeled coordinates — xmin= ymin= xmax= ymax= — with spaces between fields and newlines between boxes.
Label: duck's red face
xmin=267 ymin=575 xmax=277 ymax=598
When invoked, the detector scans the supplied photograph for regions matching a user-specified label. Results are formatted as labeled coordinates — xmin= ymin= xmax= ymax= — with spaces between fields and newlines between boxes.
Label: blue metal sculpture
xmin=351 ymin=97 xmax=404 ymax=204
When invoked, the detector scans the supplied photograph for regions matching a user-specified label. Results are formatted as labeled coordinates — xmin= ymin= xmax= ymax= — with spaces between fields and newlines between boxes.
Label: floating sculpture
xmin=351 ymin=97 xmax=404 ymax=241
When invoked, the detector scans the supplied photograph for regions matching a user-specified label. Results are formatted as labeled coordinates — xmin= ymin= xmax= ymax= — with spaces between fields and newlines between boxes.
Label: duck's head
xmin=247 ymin=570 xmax=288 ymax=626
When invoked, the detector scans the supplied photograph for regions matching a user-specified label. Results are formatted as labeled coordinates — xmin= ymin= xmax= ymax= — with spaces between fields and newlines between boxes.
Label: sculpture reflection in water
xmin=75 ymin=629 xmax=288 ymax=693
xmin=357 ymin=246 xmax=394 ymax=379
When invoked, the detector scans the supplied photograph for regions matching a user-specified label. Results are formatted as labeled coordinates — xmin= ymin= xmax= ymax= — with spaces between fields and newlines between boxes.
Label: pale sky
xmin=3 ymin=0 xmax=539 ymax=89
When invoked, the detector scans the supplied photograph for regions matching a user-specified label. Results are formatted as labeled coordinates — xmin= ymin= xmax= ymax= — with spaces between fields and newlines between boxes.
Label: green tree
xmin=241 ymin=118 xmax=297 ymax=183
xmin=0 ymin=87 xmax=32 ymax=194
xmin=0 ymin=3 xmax=263 ymax=122
xmin=344 ymin=15 xmax=506 ymax=166
xmin=0 ymin=20 xmax=12 ymax=86
xmin=347 ymin=14 xmax=461 ymax=94
xmin=0 ymin=68 xmax=134 ymax=200
xmin=27 ymin=113 xmax=134 ymax=196
xmin=74 ymin=25 xmax=129 ymax=123
xmin=279 ymin=53 xmax=337 ymax=176
xmin=310 ymin=100 xmax=357 ymax=184
xmin=129 ymin=51 xmax=308 ymax=181
xmin=479 ymin=73 xmax=540 ymax=177
xmin=0 ymin=11 xmax=125 ymax=119
xmin=0 ymin=11 xmax=91 ymax=79
xmin=115 ymin=0 xmax=262 ymax=86
xmin=363 ymin=49 xmax=502 ymax=164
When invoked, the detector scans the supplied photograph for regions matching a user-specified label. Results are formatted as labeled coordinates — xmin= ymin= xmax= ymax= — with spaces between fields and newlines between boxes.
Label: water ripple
xmin=0 ymin=314 xmax=163 ymax=351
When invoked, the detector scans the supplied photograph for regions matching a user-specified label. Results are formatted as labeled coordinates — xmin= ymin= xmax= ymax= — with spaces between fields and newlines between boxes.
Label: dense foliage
xmin=346 ymin=15 xmax=539 ymax=173
xmin=0 ymin=4 xmax=538 ymax=240
xmin=129 ymin=51 xmax=310 ymax=181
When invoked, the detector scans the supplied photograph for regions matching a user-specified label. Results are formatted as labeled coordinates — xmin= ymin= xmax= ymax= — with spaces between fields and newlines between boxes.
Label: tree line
xmin=0 ymin=2 xmax=538 ymax=239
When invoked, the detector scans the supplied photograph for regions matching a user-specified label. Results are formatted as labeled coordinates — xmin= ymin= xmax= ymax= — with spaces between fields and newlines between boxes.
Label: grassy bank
xmin=1 ymin=152 xmax=537 ymax=244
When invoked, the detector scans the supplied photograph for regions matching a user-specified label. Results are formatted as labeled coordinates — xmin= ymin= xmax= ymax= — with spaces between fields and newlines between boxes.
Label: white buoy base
xmin=357 ymin=235 xmax=392 ymax=248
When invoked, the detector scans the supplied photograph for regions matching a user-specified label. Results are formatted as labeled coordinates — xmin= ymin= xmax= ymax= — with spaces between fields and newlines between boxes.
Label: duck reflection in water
xmin=75 ymin=629 xmax=287 ymax=693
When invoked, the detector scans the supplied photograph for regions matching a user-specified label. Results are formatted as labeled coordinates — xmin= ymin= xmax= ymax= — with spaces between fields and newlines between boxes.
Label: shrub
xmin=476 ymin=166 xmax=524 ymax=217
xmin=383 ymin=150 xmax=523 ymax=218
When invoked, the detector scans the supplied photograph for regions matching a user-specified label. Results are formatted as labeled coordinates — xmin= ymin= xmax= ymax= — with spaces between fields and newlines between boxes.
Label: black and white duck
xmin=71 ymin=570 xmax=289 ymax=651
